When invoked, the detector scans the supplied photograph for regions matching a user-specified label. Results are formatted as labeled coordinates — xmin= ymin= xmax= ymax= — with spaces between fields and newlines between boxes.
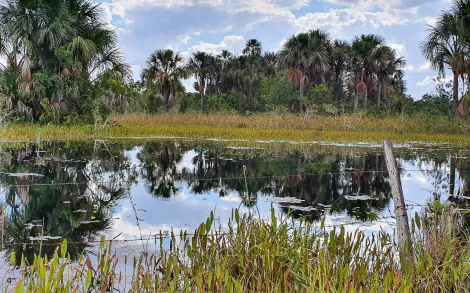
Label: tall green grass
xmin=5 ymin=204 xmax=470 ymax=292
xmin=3 ymin=113 xmax=470 ymax=145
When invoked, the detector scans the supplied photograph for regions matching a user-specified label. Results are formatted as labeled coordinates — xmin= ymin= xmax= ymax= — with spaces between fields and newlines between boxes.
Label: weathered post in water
xmin=383 ymin=140 xmax=414 ymax=266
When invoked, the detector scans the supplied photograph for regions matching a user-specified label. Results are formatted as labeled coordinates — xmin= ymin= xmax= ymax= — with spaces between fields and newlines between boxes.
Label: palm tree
xmin=279 ymin=30 xmax=330 ymax=101
xmin=421 ymin=12 xmax=464 ymax=107
xmin=0 ymin=0 xmax=129 ymax=120
xmin=374 ymin=46 xmax=406 ymax=107
xmin=188 ymin=51 xmax=215 ymax=112
xmin=330 ymin=40 xmax=351 ymax=107
xmin=262 ymin=52 xmax=277 ymax=77
xmin=242 ymin=39 xmax=262 ymax=57
xmin=141 ymin=49 xmax=188 ymax=111
xmin=351 ymin=34 xmax=387 ymax=113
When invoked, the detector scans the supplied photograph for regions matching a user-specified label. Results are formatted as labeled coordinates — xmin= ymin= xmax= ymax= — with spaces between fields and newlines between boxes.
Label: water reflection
xmin=0 ymin=140 xmax=467 ymax=263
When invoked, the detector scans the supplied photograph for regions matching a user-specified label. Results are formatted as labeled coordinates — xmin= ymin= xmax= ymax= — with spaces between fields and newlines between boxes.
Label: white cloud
xmin=424 ymin=17 xmax=437 ymax=26
xmin=293 ymin=7 xmax=415 ymax=34
xmin=419 ymin=62 xmax=431 ymax=72
xmin=188 ymin=35 xmax=245 ymax=55
xmin=101 ymin=3 xmax=115 ymax=29
xmin=130 ymin=65 xmax=142 ymax=81
xmin=387 ymin=42 xmax=406 ymax=55
xmin=406 ymin=65 xmax=415 ymax=71
xmin=416 ymin=75 xmax=451 ymax=86
xmin=180 ymin=35 xmax=192 ymax=45
xmin=322 ymin=0 xmax=438 ymax=11
xmin=194 ymin=31 xmax=201 ymax=36
xmin=109 ymin=0 xmax=298 ymax=21
xmin=116 ymin=27 xmax=126 ymax=35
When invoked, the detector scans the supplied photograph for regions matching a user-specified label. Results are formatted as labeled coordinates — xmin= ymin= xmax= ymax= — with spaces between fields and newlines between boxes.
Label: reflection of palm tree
xmin=138 ymin=143 xmax=182 ymax=198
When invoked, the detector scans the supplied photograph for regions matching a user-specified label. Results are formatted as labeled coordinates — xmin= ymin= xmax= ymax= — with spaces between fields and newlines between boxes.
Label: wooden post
xmin=383 ymin=140 xmax=414 ymax=266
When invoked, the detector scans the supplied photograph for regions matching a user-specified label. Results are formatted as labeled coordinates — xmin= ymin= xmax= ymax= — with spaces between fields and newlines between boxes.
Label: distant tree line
xmin=0 ymin=0 xmax=467 ymax=125
xmin=142 ymin=32 xmax=407 ymax=115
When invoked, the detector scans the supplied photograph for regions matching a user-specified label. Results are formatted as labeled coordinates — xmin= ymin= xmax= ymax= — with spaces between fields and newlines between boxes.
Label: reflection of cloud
xmin=176 ymin=150 xmax=198 ymax=173
xmin=220 ymin=192 xmax=241 ymax=202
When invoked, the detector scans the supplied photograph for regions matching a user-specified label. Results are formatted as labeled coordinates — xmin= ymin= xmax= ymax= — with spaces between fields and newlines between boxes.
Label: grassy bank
xmin=2 ymin=113 xmax=470 ymax=145
xmin=5 ymin=206 xmax=470 ymax=292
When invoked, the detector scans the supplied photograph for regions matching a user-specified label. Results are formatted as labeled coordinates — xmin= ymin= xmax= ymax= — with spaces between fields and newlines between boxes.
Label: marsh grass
xmin=6 ymin=205 xmax=470 ymax=292
xmin=3 ymin=113 xmax=470 ymax=146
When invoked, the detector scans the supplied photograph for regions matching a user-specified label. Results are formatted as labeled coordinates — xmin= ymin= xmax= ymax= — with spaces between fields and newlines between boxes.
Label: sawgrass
xmin=2 ymin=113 xmax=470 ymax=146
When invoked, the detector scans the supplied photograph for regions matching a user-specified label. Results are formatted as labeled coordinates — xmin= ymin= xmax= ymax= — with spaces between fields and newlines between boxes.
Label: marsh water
xmin=0 ymin=139 xmax=468 ymax=274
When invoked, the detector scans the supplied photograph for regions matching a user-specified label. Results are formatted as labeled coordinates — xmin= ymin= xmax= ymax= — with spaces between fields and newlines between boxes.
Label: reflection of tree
xmin=5 ymin=140 xmax=455 ymax=263
xmin=137 ymin=143 xmax=182 ymax=197
xmin=136 ymin=142 xmax=393 ymax=220
xmin=0 ymin=141 xmax=136 ymax=263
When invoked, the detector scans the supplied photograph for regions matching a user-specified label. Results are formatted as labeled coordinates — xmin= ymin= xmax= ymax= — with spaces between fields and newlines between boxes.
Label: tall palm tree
xmin=351 ymin=34 xmax=387 ymax=113
xmin=330 ymin=40 xmax=351 ymax=107
xmin=242 ymin=39 xmax=262 ymax=57
xmin=188 ymin=51 xmax=215 ymax=112
xmin=279 ymin=29 xmax=330 ymax=100
xmin=141 ymin=49 xmax=187 ymax=111
xmin=421 ymin=12 xmax=464 ymax=107
xmin=374 ymin=46 xmax=406 ymax=107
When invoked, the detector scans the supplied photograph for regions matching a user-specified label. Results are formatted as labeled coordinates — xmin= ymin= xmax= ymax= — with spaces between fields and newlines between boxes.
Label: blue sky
xmin=95 ymin=0 xmax=454 ymax=99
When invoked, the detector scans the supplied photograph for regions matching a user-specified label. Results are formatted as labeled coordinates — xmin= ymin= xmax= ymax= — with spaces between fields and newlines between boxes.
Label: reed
xmin=5 ymin=204 xmax=470 ymax=292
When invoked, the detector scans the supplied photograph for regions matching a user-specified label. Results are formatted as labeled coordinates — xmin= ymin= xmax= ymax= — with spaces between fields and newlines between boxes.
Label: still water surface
xmin=0 ymin=140 xmax=467 ymax=268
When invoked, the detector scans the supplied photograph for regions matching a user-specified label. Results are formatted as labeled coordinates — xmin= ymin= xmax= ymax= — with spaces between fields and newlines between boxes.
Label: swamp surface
xmin=0 ymin=139 xmax=467 ymax=284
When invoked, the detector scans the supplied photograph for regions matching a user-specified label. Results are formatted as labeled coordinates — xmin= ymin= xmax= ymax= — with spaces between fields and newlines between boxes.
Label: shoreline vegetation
xmin=6 ymin=206 xmax=470 ymax=292
xmin=2 ymin=113 xmax=470 ymax=146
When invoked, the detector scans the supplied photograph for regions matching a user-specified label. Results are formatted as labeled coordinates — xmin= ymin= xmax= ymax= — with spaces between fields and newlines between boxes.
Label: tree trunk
xmin=354 ymin=89 xmax=359 ymax=114
xmin=200 ymin=92 xmax=204 ymax=112
xmin=363 ymin=90 xmax=368 ymax=112
xmin=299 ymin=85 xmax=305 ymax=113
xmin=453 ymin=71 xmax=459 ymax=108
xmin=377 ymin=82 xmax=382 ymax=108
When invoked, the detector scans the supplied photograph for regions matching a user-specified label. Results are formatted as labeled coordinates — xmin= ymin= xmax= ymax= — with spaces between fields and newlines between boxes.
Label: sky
xmin=95 ymin=0 xmax=454 ymax=99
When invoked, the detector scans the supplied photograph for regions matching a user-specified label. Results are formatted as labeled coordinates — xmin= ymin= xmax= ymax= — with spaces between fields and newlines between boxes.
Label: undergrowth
xmin=4 ymin=204 xmax=470 ymax=292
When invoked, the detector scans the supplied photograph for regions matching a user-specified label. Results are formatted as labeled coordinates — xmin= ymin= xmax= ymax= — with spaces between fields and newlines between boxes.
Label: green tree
xmin=0 ymin=0 xmax=129 ymax=121
xmin=421 ymin=12 xmax=464 ymax=108
xmin=141 ymin=49 xmax=188 ymax=111
xmin=188 ymin=51 xmax=216 ymax=112
xmin=279 ymin=30 xmax=330 ymax=101
xmin=351 ymin=34 xmax=387 ymax=113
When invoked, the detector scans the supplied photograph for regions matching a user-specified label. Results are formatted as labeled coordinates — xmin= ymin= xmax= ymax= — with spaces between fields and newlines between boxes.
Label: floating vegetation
xmin=79 ymin=220 xmax=101 ymax=225
xmin=28 ymin=236 xmax=62 ymax=241
xmin=268 ymin=197 xmax=305 ymax=204
xmin=2 ymin=172 xmax=44 ymax=177
xmin=344 ymin=194 xmax=380 ymax=201
xmin=285 ymin=205 xmax=319 ymax=212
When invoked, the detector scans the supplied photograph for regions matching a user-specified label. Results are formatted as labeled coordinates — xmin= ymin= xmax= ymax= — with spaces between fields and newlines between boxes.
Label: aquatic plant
xmin=4 ymin=204 xmax=470 ymax=292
